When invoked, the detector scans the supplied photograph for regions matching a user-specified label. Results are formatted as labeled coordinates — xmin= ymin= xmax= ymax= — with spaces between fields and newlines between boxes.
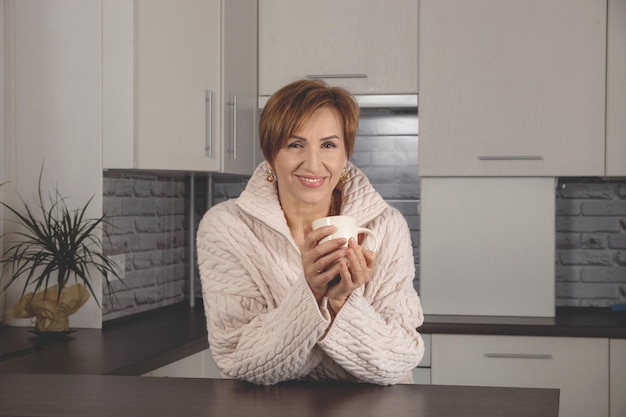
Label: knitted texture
xmin=197 ymin=162 xmax=424 ymax=385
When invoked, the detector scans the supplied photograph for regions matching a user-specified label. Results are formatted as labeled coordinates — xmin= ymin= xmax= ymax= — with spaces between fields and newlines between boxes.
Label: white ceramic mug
xmin=311 ymin=215 xmax=379 ymax=252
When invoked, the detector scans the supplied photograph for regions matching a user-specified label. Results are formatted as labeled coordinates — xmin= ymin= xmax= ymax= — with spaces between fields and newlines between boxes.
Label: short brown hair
xmin=259 ymin=79 xmax=359 ymax=166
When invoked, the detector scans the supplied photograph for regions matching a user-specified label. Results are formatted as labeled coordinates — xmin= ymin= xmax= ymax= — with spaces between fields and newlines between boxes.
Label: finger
xmin=328 ymin=260 xmax=355 ymax=298
xmin=347 ymin=238 xmax=367 ymax=270
xmin=346 ymin=250 xmax=367 ymax=287
xmin=314 ymin=246 xmax=348 ymax=273
xmin=312 ymin=261 xmax=322 ymax=274
xmin=311 ymin=239 xmax=349 ymax=263
xmin=349 ymin=238 xmax=377 ymax=273
xmin=304 ymin=225 xmax=336 ymax=250
xmin=346 ymin=247 xmax=363 ymax=273
xmin=307 ymin=260 xmax=343 ymax=304
xmin=347 ymin=239 xmax=374 ymax=287
xmin=362 ymin=247 xmax=376 ymax=268
xmin=332 ymin=259 xmax=351 ymax=290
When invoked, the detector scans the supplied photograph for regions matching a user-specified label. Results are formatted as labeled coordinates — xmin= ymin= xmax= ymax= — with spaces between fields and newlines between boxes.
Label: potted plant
xmin=0 ymin=170 xmax=122 ymax=333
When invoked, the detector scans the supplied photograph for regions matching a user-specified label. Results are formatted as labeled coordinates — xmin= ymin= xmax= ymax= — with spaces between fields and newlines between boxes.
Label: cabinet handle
xmin=484 ymin=353 xmax=553 ymax=359
xmin=205 ymin=90 xmax=213 ymax=158
xmin=226 ymin=95 xmax=237 ymax=160
xmin=477 ymin=155 xmax=543 ymax=161
xmin=306 ymin=73 xmax=368 ymax=79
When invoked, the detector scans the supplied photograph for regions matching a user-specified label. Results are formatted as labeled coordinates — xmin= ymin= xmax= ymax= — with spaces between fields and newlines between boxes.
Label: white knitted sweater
xmin=197 ymin=162 xmax=424 ymax=385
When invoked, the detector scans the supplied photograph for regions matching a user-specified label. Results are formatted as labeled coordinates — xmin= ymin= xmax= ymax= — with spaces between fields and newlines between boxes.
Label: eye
xmin=322 ymin=141 xmax=337 ymax=149
xmin=287 ymin=141 xmax=303 ymax=149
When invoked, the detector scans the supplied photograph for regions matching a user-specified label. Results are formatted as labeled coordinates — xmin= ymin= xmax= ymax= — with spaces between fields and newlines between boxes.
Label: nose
xmin=304 ymin=145 xmax=323 ymax=170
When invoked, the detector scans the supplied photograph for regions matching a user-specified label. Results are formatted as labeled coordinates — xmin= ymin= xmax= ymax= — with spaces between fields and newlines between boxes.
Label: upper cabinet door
xmin=258 ymin=0 xmax=418 ymax=96
xmin=418 ymin=0 xmax=606 ymax=177
xmin=221 ymin=0 xmax=258 ymax=175
xmin=606 ymin=0 xmax=626 ymax=177
xmin=135 ymin=0 xmax=221 ymax=172
xmin=103 ymin=0 xmax=257 ymax=175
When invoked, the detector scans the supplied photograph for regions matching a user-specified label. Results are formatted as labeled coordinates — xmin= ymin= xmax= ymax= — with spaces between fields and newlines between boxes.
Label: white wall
xmin=0 ymin=0 xmax=6 ymax=321
xmin=2 ymin=0 xmax=104 ymax=328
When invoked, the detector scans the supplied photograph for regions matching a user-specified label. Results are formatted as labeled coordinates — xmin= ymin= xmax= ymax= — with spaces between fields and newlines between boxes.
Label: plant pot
xmin=6 ymin=283 xmax=90 ymax=332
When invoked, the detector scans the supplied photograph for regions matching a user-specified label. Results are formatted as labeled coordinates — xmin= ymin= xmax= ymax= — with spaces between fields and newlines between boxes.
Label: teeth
xmin=300 ymin=177 xmax=322 ymax=183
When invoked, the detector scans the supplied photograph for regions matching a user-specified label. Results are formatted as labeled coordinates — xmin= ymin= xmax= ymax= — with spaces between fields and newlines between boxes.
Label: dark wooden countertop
xmin=0 ymin=303 xmax=208 ymax=376
xmin=0 ymin=303 xmax=624 ymax=376
xmin=0 ymin=373 xmax=560 ymax=417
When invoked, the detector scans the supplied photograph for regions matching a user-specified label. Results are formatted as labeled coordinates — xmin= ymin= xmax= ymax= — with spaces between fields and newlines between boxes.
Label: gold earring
xmin=340 ymin=167 xmax=350 ymax=183
xmin=264 ymin=169 xmax=276 ymax=183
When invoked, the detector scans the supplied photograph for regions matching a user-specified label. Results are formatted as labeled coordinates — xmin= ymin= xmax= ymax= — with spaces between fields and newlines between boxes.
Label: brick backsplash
xmin=556 ymin=178 xmax=626 ymax=307
xmin=102 ymin=171 xmax=189 ymax=321
xmin=101 ymin=110 xmax=626 ymax=321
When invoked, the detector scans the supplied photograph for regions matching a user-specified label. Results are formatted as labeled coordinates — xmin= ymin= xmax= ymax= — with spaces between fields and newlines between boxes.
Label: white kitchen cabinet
xmin=258 ymin=0 xmax=418 ymax=96
xmin=610 ymin=339 xmax=626 ymax=417
xmin=420 ymin=177 xmax=555 ymax=317
xmin=103 ymin=0 xmax=257 ymax=175
xmin=148 ymin=351 xmax=205 ymax=378
xmin=412 ymin=333 xmax=431 ymax=384
xmin=431 ymin=334 xmax=609 ymax=417
xmin=418 ymin=0 xmax=606 ymax=176
xmin=411 ymin=367 xmax=431 ymax=385
xmin=146 ymin=349 xmax=223 ymax=379
xmin=606 ymin=0 xmax=626 ymax=176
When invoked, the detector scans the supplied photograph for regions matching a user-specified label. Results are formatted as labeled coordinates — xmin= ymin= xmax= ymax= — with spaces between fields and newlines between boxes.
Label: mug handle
xmin=356 ymin=228 xmax=379 ymax=252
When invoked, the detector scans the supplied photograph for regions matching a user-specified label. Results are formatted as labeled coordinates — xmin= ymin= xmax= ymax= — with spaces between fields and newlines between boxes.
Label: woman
xmin=197 ymin=79 xmax=424 ymax=385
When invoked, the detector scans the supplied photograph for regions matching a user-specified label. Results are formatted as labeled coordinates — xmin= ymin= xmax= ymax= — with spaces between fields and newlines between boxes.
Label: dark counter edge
xmin=421 ymin=306 xmax=626 ymax=339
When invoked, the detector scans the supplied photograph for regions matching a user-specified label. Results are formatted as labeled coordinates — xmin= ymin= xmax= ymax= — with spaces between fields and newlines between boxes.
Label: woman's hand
xmin=326 ymin=238 xmax=376 ymax=314
xmin=301 ymin=224 xmax=348 ymax=304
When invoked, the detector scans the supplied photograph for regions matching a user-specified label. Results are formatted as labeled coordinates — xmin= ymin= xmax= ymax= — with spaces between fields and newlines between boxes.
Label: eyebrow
xmin=290 ymin=134 xmax=341 ymax=141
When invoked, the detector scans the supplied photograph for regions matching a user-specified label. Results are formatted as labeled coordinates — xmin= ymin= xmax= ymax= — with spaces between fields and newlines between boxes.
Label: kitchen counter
xmin=422 ymin=306 xmax=626 ymax=339
xmin=0 ymin=373 xmax=559 ymax=417
xmin=0 ymin=303 xmax=208 ymax=375
xmin=0 ymin=303 xmax=624 ymax=376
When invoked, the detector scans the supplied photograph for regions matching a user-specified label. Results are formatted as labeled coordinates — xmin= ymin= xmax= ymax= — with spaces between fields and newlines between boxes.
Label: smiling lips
xmin=297 ymin=175 xmax=327 ymax=188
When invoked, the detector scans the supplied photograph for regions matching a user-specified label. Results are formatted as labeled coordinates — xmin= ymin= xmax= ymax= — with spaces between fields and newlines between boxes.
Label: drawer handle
xmin=477 ymin=155 xmax=543 ymax=161
xmin=306 ymin=73 xmax=368 ymax=79
xmin=484 ymin=353 xmax=552 ymax=359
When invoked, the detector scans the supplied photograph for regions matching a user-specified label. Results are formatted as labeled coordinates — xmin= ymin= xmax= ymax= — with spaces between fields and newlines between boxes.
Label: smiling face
xmin=268 ymin=106 xmax=348 ymax=214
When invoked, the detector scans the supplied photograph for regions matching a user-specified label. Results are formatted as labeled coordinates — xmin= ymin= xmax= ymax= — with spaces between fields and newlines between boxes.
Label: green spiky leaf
xmin=0 ymin=167 xmax=123 ymax=308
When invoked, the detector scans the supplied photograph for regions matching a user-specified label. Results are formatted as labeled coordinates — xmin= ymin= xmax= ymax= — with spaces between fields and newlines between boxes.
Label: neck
xmin=281 ymin=190 xmax=340 ymax=246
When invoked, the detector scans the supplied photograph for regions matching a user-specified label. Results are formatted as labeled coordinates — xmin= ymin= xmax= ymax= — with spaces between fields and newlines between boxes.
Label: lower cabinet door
xmin=431 ymin=334 xmax=609 ymax=417
xmin=149 ymin=351 xmax=205 ymax=378
xmin=203 ymin=349 xmax=224 ymax=379
xmin=146 ymin=349 xmax=224 ymax=379
xmin=412 ymin=368 xmax=431 ymax=385
xmin=610 ymin=339 xmax=626 ymax=417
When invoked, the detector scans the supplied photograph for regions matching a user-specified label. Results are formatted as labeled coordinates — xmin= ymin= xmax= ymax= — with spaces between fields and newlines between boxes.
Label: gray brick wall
xmin=102 ymin=171 xmax=189 ymax=321
xmin=556 ymin=179 xmax=626 ymax=307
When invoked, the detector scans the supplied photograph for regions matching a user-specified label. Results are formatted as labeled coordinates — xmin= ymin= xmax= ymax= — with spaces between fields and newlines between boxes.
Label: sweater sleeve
xmin=197 ymin=206 xmax=330 ymax=385
xmin=317 ymin=208 xmax=425 ymax=385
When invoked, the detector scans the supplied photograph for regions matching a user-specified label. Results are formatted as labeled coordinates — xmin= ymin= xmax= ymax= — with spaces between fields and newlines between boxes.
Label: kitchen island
xmin=0 ymin=372 xmax=559 ymax=417
xmin=3 ymin=303 xmax=625 ymax=417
